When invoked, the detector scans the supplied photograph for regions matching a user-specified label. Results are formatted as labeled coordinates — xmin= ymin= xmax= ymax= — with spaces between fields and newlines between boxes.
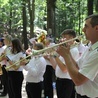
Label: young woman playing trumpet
xmin=0 ymin=37 xmax=26 ymax=98
xmin=6 ymin=38 xmax=26 ymax=98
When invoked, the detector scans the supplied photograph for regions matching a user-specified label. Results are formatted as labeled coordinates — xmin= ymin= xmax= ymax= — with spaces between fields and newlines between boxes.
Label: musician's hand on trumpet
xmin=26 ymin=47 xmax=32 ymax=55
xmin=57 ymin=44 xmax=71 ymax=58
xmin=19 ymin=57 xmax=29 ymax=66
xmin=56 ymin=38 xmax=73 ymax=58
xmin=59 ymin=38 xmax=67 ymax=47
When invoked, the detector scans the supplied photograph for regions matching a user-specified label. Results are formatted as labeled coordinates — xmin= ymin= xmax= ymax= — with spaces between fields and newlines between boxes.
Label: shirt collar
xmin=90 ymin=41 xmax=98 ymax=50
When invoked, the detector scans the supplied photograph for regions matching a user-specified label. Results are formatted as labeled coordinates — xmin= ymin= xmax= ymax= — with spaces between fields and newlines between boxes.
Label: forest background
xmin=0 ymin=0 xmax=98 ymax=49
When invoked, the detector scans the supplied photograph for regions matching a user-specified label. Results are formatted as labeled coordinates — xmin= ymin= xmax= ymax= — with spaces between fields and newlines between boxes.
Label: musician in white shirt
xmin=21 ymin=43 xmax=47 ymax=98
xmin=50 ymin=29 xmax=79 ymax=98
xmin=56 ymin=14 xmax=98 ymax=98
xmin=0 ymin=38 xmax=5 ymax=93
xmin=43 ymin=38 xmax=55 ymax=98
xmin=0 ymin=35 xmax=12 ymax=97
xmin=6 ymin=38 xmax=26 ymax=98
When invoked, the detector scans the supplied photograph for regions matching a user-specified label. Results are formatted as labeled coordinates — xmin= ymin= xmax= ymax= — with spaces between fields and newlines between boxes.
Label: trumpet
xmin=2 ymin=35 xmax=86 ymax=71
xmin=32 ymin=35 xmax=84 ymax=56
xmin=5 ymin=58 xmax=30 ymax=71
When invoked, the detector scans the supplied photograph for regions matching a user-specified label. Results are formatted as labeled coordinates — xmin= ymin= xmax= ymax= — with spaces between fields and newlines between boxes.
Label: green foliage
xmin=94 ymin=0 xmax=98 ymax=12
xmin=0 ymin=0 xmax=97 ymax=38
xmin=55 ymin=0 xmax=88 ymax=37
xmin=34 ymin=0 xmax=46 ymax=28
xmin=0 ymin=0 xmax=23 ymax=33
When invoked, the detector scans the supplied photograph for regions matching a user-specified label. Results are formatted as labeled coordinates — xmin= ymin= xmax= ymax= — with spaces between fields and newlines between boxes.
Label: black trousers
xmin=0 ymin=75 xmax=2 ymax=89
xmin=1 ymin=65 xmax=8 ymax=94
xmin=26 ymin=82 xmax=42 ymax=98
xmin=43 ymin=65 xmax=55 ymax=98
xmin=56 ymin=78 xmax=75 ymax=98
xmin=7 ymin=71 xmax=24 ymax=98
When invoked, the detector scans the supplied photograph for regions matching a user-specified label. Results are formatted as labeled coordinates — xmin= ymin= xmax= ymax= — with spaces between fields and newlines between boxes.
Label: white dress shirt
xmin=78 ymin=42 xmax=88 ymax=56
xmin=7 ymin=52 xmax=26 ymax=71
xmin=76 ymin=41 xmax=98 ymax=98
xmin=55 ymin=47 xmax=79 ymax=79
xmin=24 ymin=56 xmax=47 ymax=83
xmin=0 ymin=47 xmax=4 ymax=55
xmin=45 ymin=42 xmax=55 ymax=66
xmin=0 ymin=46 xmax=12 ymax=66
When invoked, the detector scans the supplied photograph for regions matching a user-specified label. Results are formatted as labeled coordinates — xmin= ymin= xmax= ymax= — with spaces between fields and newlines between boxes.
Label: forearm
xmin=55 ymin=57 xmax=67 ymax=72
xmin=49 ymin=57 xmax=57 ymax=69
xmin=63 ymin=54 xmax=86 ymax=86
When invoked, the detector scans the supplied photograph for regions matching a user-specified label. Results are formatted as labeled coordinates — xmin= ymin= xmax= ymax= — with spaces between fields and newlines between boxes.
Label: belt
xmin=77 ymin=93 xmax=98 ymax=98
xmin=57 ymin=77 xmax=66 ymax=80
xmin=26 ymin=81 xmax=42 ymax=84
xmin=56 ymin=77 xmax=72 ymax=81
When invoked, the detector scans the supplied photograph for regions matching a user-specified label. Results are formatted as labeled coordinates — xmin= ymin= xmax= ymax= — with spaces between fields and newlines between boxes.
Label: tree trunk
xmin=95 ymin=0 xmax=98 ymax=12
xmin=22 ymin=0 xmax=28 ymax=50
xmin=27 ymin=0 xmax=35 ymax=38
xmin=47 ymin=0 xmax=56 ymax=37
xmin=87 ymin=0 xmax=94 ymax=15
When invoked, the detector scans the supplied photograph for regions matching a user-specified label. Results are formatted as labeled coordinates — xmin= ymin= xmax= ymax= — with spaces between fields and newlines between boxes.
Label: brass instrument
xmin=35 ymin=28 xmax=47 ymax=45
xmin=32 ymin=35 xmax=84 ymax=56
xmin=5 ymin=58 xmax=30 ymax=71
xmin=37 ymin=32 xmax=46 ymax=44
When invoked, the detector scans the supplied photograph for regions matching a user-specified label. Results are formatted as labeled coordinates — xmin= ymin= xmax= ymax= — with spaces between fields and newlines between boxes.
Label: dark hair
xmin=0 ymin=38 xmax=4 ymax=46
xmin=0 ymin=38 xmax=4 ymax=43
xmin=34 ymin=43 xmax=44 ymax=50
xmin=11 ymin=38 xmax=24 ymax=54
xmin=85 ymin=14 xmax=98 ymax=27
xmin=61 ymin=29 xmax=76 ymax=38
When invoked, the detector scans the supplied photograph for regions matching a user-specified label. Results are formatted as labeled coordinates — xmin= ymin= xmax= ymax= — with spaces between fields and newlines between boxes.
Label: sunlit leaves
xmin=0 ymin=0 xmax=9 ymax=7
xmin=34 ymin=0 xmax=46 ymax=27
xmin=55 ymin=0 xmax=88 ymax=36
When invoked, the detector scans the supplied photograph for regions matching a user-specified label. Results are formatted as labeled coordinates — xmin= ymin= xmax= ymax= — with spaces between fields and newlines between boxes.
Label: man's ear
xmin=95 ymin=25 xmax=98 ymax=31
